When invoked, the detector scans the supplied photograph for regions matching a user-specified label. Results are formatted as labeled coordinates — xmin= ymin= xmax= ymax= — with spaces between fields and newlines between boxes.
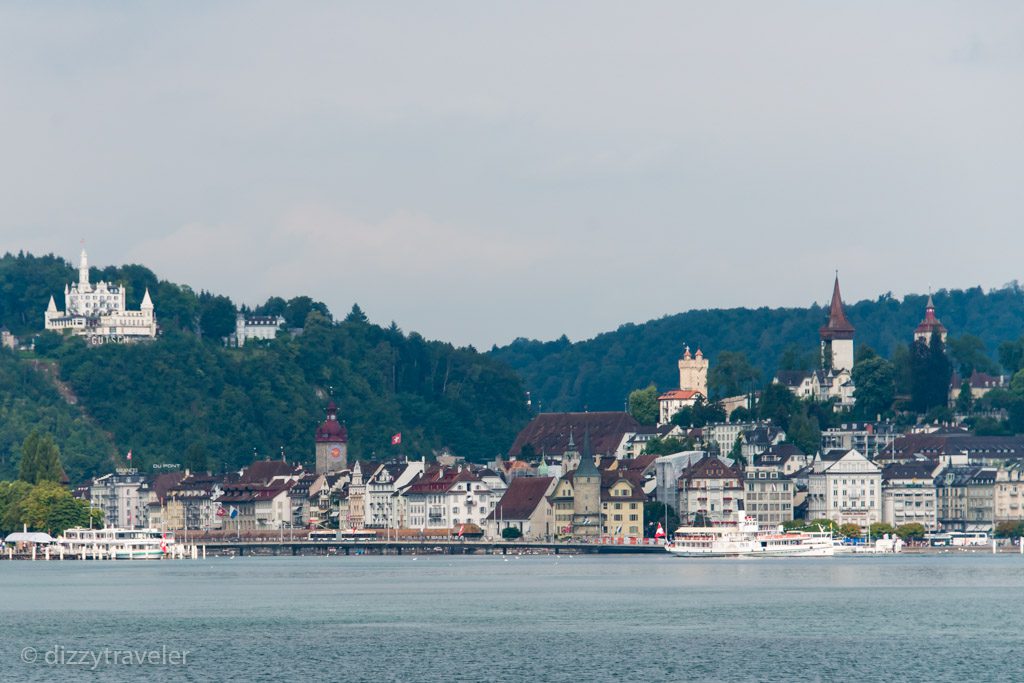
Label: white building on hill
xmin=44 ymin=249 xmax=157 ymax=344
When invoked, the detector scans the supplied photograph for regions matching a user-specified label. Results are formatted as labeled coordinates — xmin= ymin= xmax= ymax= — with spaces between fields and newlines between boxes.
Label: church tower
xmin=819 ymin=275 xmax=855 ymax=373
xmin=678 ymin=346 xmax=709 ymax=395
xmin=314 ymin=401 xmax=348 ymax=473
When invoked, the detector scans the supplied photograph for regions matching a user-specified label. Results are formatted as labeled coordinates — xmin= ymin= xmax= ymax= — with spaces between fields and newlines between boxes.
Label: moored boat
xmin=666 ymin=516 xmax=834 ymax=558
xmin=56 ymin=527 xmax=174 ymax=560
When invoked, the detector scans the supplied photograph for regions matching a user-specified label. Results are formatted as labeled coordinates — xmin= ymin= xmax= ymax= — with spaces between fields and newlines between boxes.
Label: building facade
xmin=45 ymin=249 xmax=157 ymax=344
xmin=806 ymin=449 xmax=882 ymax=529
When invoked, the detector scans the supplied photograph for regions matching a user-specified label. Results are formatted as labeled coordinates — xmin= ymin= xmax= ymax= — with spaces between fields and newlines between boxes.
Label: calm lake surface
xmin=1 ymin=553 xmax=1022 ymax=682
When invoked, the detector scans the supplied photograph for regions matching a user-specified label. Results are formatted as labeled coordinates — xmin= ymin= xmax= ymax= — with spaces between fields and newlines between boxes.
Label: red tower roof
xmin=819 ymin=276 xmax=855 ymax=341
xmin=915 ymin=294 xmax=947 ymax=337
xmin=315 ymin=401 xmax=348 ymax=443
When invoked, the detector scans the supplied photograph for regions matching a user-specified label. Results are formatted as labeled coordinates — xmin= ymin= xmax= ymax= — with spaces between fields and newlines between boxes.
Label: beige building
xmin=994 ymin=464 xmax=1024 ymax=525
xmin=881 ymin=461 xmax=942 ymax=530
xmin=742 ymin=470 xmax=794 ymax=526
xmin=601 ymin=471 xmax=645 ymax=537
xmin=677 ymin=455 xmax=744 ymax=524
xmin=486 ymin=476 xmax=555 ymax=541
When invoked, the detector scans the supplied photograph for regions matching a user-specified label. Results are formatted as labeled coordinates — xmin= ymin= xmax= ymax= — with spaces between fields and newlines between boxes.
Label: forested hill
xmin=491 ymin=285 xmax=1024 ymax=412
xmin=0 ymin=252 xmax=530 ymax=480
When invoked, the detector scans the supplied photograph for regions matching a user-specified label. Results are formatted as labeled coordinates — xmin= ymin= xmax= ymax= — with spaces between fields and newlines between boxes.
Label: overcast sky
xmin=2 ymin=3 xmax=1022 ymax=348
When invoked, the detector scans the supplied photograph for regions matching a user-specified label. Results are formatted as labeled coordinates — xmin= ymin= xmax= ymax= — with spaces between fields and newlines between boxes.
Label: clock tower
xmin=315 ymin=401 xmax=348 ymax=473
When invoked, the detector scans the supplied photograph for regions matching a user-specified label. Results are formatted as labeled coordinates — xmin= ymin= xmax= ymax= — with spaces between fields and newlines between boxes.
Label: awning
xmin=4 ymin=532 xmax=55 ymax=544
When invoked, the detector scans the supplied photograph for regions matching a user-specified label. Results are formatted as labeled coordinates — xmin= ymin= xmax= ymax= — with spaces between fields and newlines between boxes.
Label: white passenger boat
xmin=56 ymin=528 xmax=175 ymax=560
xmin=665 ymin=516 xmax=834 ymax=558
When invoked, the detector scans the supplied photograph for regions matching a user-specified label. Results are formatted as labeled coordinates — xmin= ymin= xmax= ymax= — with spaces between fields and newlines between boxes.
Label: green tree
xmin=33 ymin=330 xmax=64 ymax=356
xmin=709 ymin=351 xmax=760 ymax=399
xmin=758 ymin=382 xmax=798 ymax=429
xmin=18 ymin=432 xmax=63 ymax=485
xmin=869 ymin=522 xmax=894 ymax=538
xmin=198 ymin=292 xmax=236 ymax=340
xmin=785 ymin=411 xmax=820 ymax=456
xmin=642 ymin=436 xmax=692 ymax=456
xmin=852 ymin=356 xmax=896 ymax=419
xmin=778 ymin=344 xmax=816 ymax=372
xmin=910 ymin=333 xmax=951 ymax=414
xmin=956 ymin=380 xmax=973 ymax=414
xmin=627 ymin=384 xmax=659 ymax=425
xmin=19 ymin=481 xmax=94 ymax=535
xmin=728 ymin=435 xmax=745 ymax=466
xmin=894 ymin=523 xmax=926 ymax=541
xmin=671 ymin=396 xmax=727 ymax=428
xmin=184 ymin=442 xmax=209 ymax=473
xmin=839 ymin=523 xmax=862 ymax=539
xmin=501 ymin=527 xmax=522 ymax=540
xmin=283 ymin=296 xmax=331 ymax=328
xmin=344 ymin=303 xmax=369 ymax=324
xmin=998 ymin=337 xmax=1024 ymax=376
xmin=0 ymin=480 xmax=33 ymax=533
xmin=947 ymin=335 xmax=999 ymax=377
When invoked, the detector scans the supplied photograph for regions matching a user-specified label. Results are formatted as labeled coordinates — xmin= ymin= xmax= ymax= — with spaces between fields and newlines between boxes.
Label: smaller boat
xmin=56 ymin=528 xmax=175 ymax=560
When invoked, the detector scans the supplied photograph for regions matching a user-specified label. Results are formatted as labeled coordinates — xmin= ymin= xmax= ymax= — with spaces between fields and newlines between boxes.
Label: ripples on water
xmin=1 ymin=554 xmax=1021 ymax=682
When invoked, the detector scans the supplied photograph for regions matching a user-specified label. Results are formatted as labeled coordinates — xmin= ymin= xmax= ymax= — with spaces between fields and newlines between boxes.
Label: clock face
xmin=331 ymin=447 xmax=341 ymax=459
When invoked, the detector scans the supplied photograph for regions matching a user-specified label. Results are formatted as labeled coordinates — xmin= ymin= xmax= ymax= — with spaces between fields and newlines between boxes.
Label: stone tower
xmin=678 ymin=346 xmax=709 ymax=395
xmin=571 ymin=430 xmax=602 ymax=537
xmin=819 ymin=276 xmax=855 ymax=373
xmin=314 ymin=401 xmax=348 ymax=474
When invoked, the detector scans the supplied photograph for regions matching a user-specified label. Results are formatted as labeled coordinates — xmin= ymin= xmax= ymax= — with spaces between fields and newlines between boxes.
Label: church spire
xmin=819 ymin=274 xmax=855 ymax=340
xmin=141 ymin=288 xmax=153 ymax=310
xmin=78 ymin=247 xmax=89 ymax=287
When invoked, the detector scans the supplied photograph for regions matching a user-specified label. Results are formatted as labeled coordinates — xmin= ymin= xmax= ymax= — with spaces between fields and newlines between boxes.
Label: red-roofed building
xmin=403 ymin=466 xmax=500 ymax=530
xmin=485 ymin=476 xmax=556 ymax=541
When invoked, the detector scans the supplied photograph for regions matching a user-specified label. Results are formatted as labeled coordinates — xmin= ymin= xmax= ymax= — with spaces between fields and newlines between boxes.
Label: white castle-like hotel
xmin=44 ymin=248 xmax=158 ymax=344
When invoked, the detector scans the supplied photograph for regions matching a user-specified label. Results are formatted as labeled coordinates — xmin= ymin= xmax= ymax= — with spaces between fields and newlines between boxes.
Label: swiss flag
xmin=126 ymin=450 xmax=132 ymax=462
xmin=457 ymin=524 xmax=465 ymax=538
xmin=391 ymin=432 xmax=402 ymax=446
xmin=654 ymin=523 xmax=666 ymax=539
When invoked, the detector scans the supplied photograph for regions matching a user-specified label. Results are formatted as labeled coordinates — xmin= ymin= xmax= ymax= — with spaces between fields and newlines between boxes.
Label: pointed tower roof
xmin=915 ymin=292 xmax=947 ymax=338
xmin=141 ymin=288 xmax=153 ymax=309
xmin=819 ymin=275 xmax=855 ymax=341
xmin=575 ymin=429 xmax=599 ymax=477
xmin=47 ymin=295 xmax=57 ymax=312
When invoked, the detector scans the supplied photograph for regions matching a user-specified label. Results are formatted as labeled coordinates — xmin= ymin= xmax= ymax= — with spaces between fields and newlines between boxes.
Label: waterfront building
xmin=881 ymin=461 xmax=942 ymax=530
xmin=403 ymin=466 xmax=499 ymax=531
xmin=935 ymin=466 xmax=996 ymax=532
xmin=44 ymin=248 xmax=157 ymax=344
xmin=486 ymin=476 xmax=556 ymax=541
xmin=600 ymin=470 xmax=646 ymax=536
xmin=994 ymin=463 xmax=1024 ymax=526
xmin=742 ymin=470 xmax=794 ymax=526
xmin=314 ymin=401 xmax=349 ymax=474
xmin=365 ymin=459 xmax=425 ymax=529
xmin=676 ymin=454 xmax=744 ymax=524
xmin=86 ymin=472 xmax=150 ymax=528
xmin=653 ymin=450 xmax=707 ymax=510
xmin=806 ymin=449 xmax=882 ymax=529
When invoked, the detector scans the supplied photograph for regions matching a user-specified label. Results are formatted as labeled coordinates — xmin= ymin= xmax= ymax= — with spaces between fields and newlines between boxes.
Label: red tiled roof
xmin=819 ymin=276 xmax=855 ymax=340
xmin=486 ymin=477 xmax=553 ymax=521
xmin=658 ymin=390 xmax=703 ymax=401
xmin=315 ymin=401 xmax=348 ymax=443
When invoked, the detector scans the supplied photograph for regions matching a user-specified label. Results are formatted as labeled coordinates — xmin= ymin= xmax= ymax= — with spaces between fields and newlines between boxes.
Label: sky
xmin=2 ymin=2 xmax=1022 ymax=348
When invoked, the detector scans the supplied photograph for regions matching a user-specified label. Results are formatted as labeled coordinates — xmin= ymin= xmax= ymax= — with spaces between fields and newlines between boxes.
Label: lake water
xmin=1 ymin=553 xmax=1022 ymax=682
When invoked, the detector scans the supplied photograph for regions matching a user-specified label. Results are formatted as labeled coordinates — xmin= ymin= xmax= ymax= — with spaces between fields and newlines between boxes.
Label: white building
xmin=45 ymin=249 xmax=157 ymax=344
xmin=404 ymin=466 xmax=499 ymax=530
xmin=87 ymin=472 xmax=149 ymax=528
xmin=365 ymin=459 xmax=426 ymax=529
xmin=233 ymin=313 xmax=286 ymax=347
xmin=806 ymin=449 xmax=882 ymax=529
